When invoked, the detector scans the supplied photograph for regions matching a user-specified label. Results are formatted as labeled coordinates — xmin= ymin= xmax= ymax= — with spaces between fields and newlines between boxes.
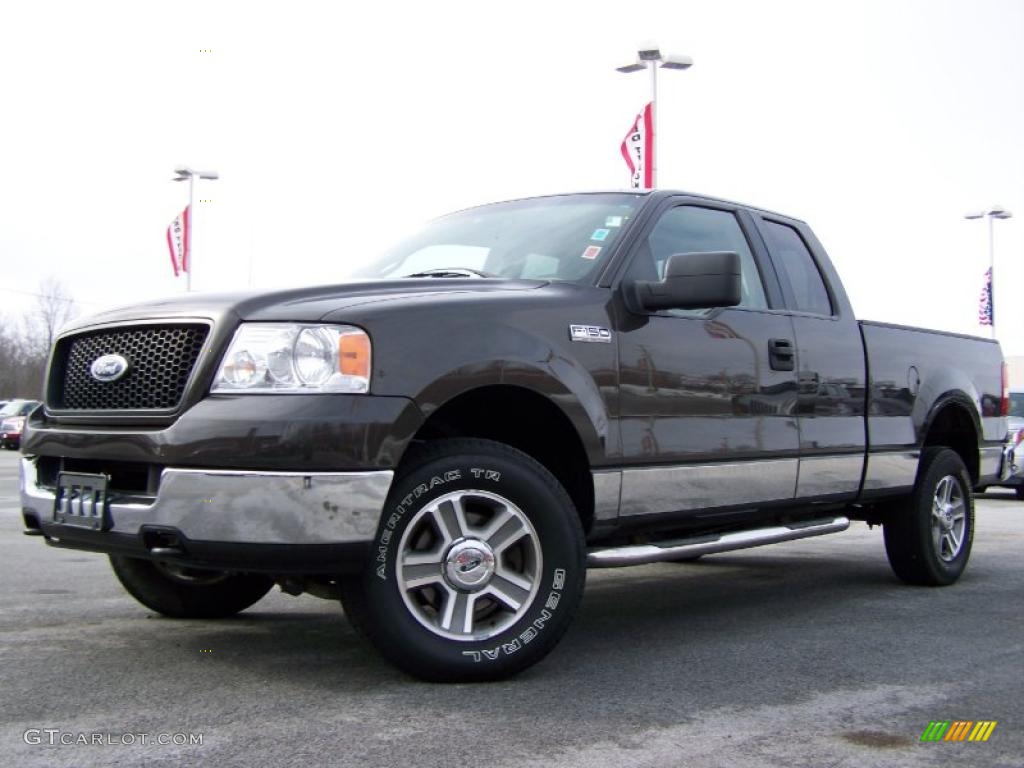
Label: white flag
xmin=620 ymin=102 xmax=654 ymax=189
xmin=166 ymin=205 xmax=190 ymax=277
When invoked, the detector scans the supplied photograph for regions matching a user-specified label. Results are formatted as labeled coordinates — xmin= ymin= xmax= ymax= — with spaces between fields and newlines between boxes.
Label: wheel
xmin=341 ymin=438 xmax=586 ymax=682
xmin=1015 ymin=486 xmax=1024 ymax=501
xmin=883 ymin=447 xmax=974 ymax=586
xmin=109 ymin=556 xmax=274 ymax=618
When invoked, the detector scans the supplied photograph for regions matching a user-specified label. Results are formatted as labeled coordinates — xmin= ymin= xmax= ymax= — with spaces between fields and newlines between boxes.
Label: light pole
xmin=616 ymin=43 xmax=693 ymax=188
xmin=965 ymin=206 xmax=1012 ymax=338
xmin=173 ymin=166 xmax=219 ymax=292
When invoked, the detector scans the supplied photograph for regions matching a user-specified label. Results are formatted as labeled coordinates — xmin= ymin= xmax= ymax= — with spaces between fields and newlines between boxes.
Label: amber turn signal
xmin=340 ymin=331 xmax=371 ymax=378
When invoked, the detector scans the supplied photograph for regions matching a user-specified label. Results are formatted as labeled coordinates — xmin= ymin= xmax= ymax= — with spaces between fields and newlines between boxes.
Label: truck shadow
xmin=128 ymin=546 xmax=962 ymax=692
xmin=34 ymin=537 xmax=1004 ymax=765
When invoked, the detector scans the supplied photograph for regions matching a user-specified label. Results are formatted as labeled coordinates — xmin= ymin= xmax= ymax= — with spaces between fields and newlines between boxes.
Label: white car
xmin=988 ymin=391 xmax=1024 ymax=499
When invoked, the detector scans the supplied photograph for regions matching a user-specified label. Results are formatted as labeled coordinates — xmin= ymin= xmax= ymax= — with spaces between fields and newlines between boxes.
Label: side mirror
xmin=629 ymin=251 xmax=742 ymax=312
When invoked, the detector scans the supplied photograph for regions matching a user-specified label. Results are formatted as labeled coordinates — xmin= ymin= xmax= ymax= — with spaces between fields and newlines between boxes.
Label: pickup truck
xmin=19 ymin=190 xmax=1007 ymax=682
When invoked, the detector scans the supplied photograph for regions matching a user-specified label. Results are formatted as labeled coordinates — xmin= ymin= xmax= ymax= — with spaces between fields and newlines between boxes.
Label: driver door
xmin=615 ymin=200 xmax=800 ymax=521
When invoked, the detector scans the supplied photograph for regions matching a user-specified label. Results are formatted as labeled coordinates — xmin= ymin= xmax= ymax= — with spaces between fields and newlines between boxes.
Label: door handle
xmin=769 ymin=338 xmax=795 ymax=371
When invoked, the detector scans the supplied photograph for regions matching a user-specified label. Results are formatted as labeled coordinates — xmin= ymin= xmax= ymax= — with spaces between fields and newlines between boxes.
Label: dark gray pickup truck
xmin=19 ymin=191 xmax=1007 ymax=681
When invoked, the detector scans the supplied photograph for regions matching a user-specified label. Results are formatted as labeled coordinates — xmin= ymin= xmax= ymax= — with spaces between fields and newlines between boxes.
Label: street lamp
xmin=965 ymin=206 xmax=1013 ymax=338
xmin=172 ymin=166 xmax=219 ymax=292
xmin=616 ymin=42 xmax=693 ymax=188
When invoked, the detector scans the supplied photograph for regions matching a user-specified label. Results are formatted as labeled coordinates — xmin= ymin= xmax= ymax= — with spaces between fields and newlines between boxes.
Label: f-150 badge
xmin=569 ymin=325 xmax=611 ymax=343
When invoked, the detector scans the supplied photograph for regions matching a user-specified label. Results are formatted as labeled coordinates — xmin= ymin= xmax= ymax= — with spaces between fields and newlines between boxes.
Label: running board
xmin=586 ymin=516 xmax=851 ymax=568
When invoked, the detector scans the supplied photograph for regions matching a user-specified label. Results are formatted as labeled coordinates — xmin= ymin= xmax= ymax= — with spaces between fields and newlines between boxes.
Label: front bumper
xmin=20 ymin=458 xmax=393 ymax=573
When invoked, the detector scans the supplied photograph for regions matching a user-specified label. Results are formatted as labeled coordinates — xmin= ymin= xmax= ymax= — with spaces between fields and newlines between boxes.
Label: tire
xmin=1015 ymin=486 xmax=1024 ymax=501
xmin=883 ymin=447 xmax=974 ymax=586
xmin=340 ymin=438 xmax=586 ymax=682
xmin=109 ymin=556 xmax=274 ymax=618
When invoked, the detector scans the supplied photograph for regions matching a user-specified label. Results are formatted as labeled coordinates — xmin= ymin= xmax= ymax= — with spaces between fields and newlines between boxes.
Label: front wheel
xmin=883 ymin=447 xmax=974 ymax=586
xmin=109 ymin=556 xmax=274 ymax=618
xmin=341 ymin=438 xmax=586 ymax=682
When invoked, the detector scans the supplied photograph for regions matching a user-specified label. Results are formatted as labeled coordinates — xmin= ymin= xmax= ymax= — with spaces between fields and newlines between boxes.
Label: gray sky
xmin=2 ymin=0 xmax=1022 ymax=352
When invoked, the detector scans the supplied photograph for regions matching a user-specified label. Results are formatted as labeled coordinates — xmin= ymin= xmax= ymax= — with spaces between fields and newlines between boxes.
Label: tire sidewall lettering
xmin=460 ymin=568 xmax=566 ymax=663
xmin=369 ymin=456 xmax=579 ymax=663
xmin=375 ymin=469 xmax=465 ymax=580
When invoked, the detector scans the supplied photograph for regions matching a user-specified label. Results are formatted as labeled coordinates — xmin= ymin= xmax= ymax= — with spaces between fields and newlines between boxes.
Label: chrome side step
xmin=586 ymin=516 xmax=851 ymax=568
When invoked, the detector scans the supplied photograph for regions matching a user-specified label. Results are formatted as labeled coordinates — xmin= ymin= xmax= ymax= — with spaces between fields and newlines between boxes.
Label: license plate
xmin=54 ymin=472 xmax=110 ymax=531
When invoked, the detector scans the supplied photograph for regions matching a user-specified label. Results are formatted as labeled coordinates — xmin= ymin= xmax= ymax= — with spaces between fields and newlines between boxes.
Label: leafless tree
xmin=33 ymin=277 xmax=77 ymax=353
xmin=0 ymin=279 xmax=79 ymax=399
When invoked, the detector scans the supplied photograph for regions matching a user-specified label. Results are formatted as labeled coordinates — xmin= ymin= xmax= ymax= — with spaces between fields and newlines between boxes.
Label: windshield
xmin=1009 ymin=393 xmax=1024 ymax=419
xmin=350 ymin=194 xmax=645 ymax=284
xmin=0 ymin=401 xmax=38 ymax=417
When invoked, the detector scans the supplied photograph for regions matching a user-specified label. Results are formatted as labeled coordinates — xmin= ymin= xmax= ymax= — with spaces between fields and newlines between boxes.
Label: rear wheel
xmin=109 ymin=556 xmax=274 ymax=618
xmin=883 ymin=447 xmax=974 ymax=586
xmin=341 ymin=438 xmax=586 ymax=682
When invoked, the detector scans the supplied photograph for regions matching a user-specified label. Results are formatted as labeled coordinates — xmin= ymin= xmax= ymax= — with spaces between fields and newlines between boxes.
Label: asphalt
xmin=0 ymin=448 xmax=1021 ymax=768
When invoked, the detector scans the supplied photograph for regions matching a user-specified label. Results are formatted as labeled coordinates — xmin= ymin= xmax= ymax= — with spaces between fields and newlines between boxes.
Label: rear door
xmin=750 ymin=214 xmax=867 ymax=501
xmin=613 ymin=198 xmax=801 ymax=520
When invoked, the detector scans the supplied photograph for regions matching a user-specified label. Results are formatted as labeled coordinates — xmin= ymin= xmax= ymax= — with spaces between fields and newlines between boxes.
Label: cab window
xmin=627 ymin=206 xmax=768 ymax=311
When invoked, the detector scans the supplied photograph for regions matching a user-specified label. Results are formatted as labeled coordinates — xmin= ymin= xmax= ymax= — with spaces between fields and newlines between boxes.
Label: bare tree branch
xmin=34 ymin=277 xmax=77 ymax=352
xmin=0 ymin=278 xmax=78 ymax=398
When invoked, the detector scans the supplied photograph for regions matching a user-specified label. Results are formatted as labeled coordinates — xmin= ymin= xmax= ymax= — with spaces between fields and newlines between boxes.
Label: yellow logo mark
xmin=966 ymin=721 xmax=998 ymax=742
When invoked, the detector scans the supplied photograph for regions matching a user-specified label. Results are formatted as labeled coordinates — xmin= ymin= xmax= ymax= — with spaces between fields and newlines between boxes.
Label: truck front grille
xmin=51 ymin=324 xmax=210 ymax=411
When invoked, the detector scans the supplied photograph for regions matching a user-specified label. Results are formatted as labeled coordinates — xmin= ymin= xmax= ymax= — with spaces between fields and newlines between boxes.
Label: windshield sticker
xmin=605 ymin=216 xmax=623 ymax=227
xmin=591 ymin=229 xmax=610 ymax=242
xmin=581 ymin=245 xmax=602 ymax=260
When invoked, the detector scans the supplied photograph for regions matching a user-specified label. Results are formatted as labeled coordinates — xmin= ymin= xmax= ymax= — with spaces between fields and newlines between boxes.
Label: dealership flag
xmin=978 ymin=267 xmax=994 ymax=326
xmin=166 ymin=205 xmax=190 ymax=277
xmin=621 ymin=102 xmax=654 ymax=189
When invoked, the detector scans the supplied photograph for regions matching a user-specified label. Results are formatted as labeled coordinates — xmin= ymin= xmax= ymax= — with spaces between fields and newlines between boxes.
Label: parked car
xmin=19 ymin=190 xmax=1007 ymax=681
xmin=1 ymin=400 xmax=41 ymax=449
xmin=982 ymin=390 xmax=1024 ymax=498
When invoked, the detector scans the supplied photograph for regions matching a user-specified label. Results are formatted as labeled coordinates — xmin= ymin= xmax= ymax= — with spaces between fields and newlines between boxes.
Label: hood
xmin=60 ymin=278 xmax=546 ymax=333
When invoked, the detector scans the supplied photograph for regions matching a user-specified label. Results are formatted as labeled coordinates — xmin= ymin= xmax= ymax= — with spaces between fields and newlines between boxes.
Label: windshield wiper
xmin=404 ymin=267 xmax=494 ymax=279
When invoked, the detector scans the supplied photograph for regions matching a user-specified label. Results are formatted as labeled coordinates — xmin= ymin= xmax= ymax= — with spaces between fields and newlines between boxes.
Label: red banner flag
xmin=621 ymin=102 xmax=654 ymax=189
xmin=166 ymin=205 xmax=190 ymax=277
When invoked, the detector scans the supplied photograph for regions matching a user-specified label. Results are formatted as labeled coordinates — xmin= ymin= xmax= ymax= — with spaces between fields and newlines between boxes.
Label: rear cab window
xmin=759 ymin=220 xmax=833 ymax=316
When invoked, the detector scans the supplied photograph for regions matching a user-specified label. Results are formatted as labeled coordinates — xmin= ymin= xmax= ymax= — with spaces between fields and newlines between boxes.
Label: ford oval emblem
xmin=90 ymin=354 xmax=129 ymax=382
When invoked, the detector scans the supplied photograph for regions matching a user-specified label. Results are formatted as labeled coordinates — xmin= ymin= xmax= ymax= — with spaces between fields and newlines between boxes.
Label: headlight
xmin=212 ymin=323 xmax=371 ymax=394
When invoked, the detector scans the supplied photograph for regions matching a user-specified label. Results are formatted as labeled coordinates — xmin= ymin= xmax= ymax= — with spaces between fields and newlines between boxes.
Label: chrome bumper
xmin=20 ymin=458 xmax=392 ymax=545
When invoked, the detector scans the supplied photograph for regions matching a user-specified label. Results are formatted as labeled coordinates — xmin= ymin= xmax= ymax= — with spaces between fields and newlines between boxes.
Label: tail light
xmin=1001 ymin=362 xmax=1010 ymax=417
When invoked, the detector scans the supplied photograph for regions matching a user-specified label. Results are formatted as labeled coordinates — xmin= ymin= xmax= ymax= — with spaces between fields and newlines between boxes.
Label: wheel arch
xmin=920 ymin=395 xmax=981 ymax=484
xmin=403 ymin=384 xmax=596 ymax=534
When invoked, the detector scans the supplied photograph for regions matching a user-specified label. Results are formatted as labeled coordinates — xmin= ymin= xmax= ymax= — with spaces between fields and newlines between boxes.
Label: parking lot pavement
xmin=1 ymin=447 xmax=1021 ymax=768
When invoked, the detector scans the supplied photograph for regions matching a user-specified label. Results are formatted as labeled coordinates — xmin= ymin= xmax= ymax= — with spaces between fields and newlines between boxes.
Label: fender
xmin=413 ymin=357 xmax=611 ymax=467
xmin=913 ymin=365 xmax=984 ymax=446
xmin=347 ymin=290 xmax=620 ymax=467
